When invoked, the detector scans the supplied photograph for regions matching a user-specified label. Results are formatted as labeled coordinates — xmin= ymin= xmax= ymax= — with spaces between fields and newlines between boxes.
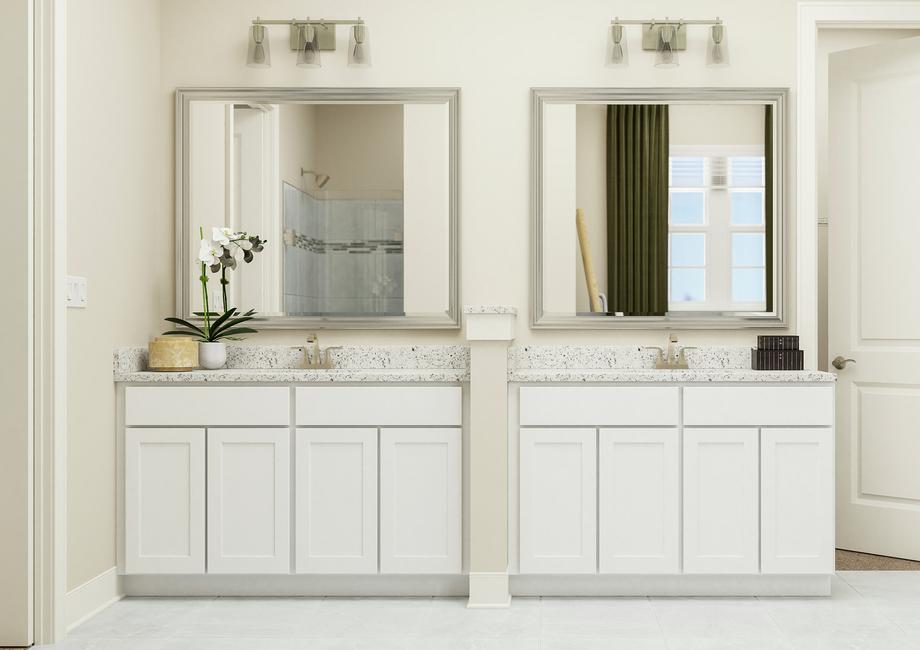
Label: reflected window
xmin=668 ymin=146 xmax=767 ymax=311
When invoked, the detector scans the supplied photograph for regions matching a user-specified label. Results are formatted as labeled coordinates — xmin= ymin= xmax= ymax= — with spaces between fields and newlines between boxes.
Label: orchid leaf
xmin=163 ymin=317 xmax=204 ymax=336
xmin=216 ymin=327 xmax=258 ymax=338
xmin=161 ymin=330 xmax=205 ymax=339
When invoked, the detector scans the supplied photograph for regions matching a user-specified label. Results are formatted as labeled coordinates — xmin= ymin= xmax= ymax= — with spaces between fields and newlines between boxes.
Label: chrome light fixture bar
xmin=607 ymin=17 xmax=728 ymax=68
xmin=247 ymin=16 xmax=370 ymax=68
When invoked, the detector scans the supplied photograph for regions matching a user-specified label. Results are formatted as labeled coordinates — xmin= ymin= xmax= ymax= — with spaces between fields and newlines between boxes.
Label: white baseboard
xmin=467 ymin=572 xmax=511 ymax=607
xmin=123 ymin=574 xmax=468 ymax=597
xmin=511 ymin=573 xmax=832 ymax=597
xmin=65 ymin=567 xmax=124 ymax=632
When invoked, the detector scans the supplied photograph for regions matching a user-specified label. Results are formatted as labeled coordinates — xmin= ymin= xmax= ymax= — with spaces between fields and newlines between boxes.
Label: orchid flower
xmin=198 ymin=238 xmax=221 ymax=266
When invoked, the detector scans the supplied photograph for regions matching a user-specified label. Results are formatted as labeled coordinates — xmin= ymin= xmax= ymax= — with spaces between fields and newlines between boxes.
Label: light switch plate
xmin=66 ymin=276 xmax=87 ymax=308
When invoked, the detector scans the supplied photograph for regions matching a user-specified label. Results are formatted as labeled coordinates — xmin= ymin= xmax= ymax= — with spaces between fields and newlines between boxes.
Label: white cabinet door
xmin=683 ymin=428 xmax=759 ymax=574
xmin=761 ymin=428 xmax=835 ymax=574
xmin=125 ymin=428 xmax=205 ymax=574
xmin=207 ymin=428 xmax=291 ymax=574
xmin=295 ymin=428 xmax=377 ymax=574
xmin=380 ymin=428 xmax=461 ymax=574
xmin=599 ymin=428 xmax=679 ymax=574
xmin=520 ymin=428 xmax=596 ymax=574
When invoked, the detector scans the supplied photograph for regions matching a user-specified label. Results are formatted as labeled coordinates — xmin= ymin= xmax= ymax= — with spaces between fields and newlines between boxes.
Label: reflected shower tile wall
xmin=282 ymin=189 xmax=405 ymax=315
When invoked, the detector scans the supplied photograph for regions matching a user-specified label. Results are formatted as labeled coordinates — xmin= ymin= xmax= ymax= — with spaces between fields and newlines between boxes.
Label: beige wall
xmin=816 ymin=29 xmax=920 ymax=371
xmin=279 ymin=102 xmax=316 ymax=190
xmin=67 ymin=0 xmax=170 ymax=590
xmin=0 ymin=0 xmax=33 ymax=644
xmin=160 ymin=0 xmax=798 ymax=347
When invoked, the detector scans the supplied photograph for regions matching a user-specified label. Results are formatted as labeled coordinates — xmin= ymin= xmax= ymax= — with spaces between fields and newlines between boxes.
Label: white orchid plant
xmin=163 ymin=226 xmax=268 ymax=343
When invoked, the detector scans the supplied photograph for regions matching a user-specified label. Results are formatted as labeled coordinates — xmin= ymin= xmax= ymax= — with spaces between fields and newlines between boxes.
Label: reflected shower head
xmin=301 ymin=168 xmax=331 ymax=189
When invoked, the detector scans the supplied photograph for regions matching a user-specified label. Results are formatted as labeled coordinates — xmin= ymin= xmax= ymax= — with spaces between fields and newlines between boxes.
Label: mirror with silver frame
xmin=532 ymin=88 xmax=787 ymax=329
xmin=176 ymin=88 xmax=459 ymax=329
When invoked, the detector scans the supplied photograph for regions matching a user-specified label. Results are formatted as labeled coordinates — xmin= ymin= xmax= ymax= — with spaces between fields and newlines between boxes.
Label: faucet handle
xmin=677 ymin=346 xmax=698 ymax=368
xmin=642 ymin=346 xmax=667 ymax=368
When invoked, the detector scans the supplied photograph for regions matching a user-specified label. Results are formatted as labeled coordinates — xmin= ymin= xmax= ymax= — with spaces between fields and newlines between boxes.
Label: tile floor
xmin=45 ymin=572 xmax=920 ymax=649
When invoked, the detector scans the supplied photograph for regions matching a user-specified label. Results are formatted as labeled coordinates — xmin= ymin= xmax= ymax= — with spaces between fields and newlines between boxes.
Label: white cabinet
xmin=380 ymin=428 xmax=461 ymax=574
xmin=683 ymin=428 xmax=759 ymax=574
xmin=761 ymin=428 xmax=835 ymax=574
xmin=207 ymin=428 xmax=291 ymax=574
xmin=599 ymin=428 xmax=679 ymax=574
xmin=125 ymin=428 xmax=205 ymax=574
xmin=520 ymin=428 xmax=597 ymax=574
xmin=295 ymin=428 xmax=377 ymax=574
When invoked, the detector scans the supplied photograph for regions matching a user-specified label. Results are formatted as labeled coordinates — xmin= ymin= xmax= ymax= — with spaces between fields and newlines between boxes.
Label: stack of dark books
xmin=752 ymin=335 xmax=803 ymax=370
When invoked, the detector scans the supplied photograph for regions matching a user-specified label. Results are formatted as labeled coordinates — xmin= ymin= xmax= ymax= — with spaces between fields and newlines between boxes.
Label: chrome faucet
xmin=643 ymin=333 xmax=697 ymax=369
xmin=302 ymin=334 xmax=340 ymax=369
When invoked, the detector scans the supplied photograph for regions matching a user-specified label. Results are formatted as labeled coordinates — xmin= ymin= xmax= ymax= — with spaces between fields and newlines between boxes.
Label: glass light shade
xmin=606 ymin=24 xmax=628 ymax=67
xmin=348 ymin=24 xmax=371 ymax=67
xmin=707 ymin=24 xmax=729 ymax=67
xmin=296 ymin=24 xmax=322 ymax=67
xmin=654 ymin=24 xmax=679 ymax=68
xmin=246 ymin=24 xmax=271 ymax=68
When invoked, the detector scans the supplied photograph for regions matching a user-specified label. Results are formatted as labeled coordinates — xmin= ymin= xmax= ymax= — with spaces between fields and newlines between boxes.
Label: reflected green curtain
xmin=764 ymin=105 xmax=774 ymax=312
xmin=606 ymin=105 xmax=669 ymax=316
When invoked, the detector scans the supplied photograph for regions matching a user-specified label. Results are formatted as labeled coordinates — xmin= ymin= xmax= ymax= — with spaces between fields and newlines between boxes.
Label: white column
xmin=465 ymin=306 xmax=516 ymax=607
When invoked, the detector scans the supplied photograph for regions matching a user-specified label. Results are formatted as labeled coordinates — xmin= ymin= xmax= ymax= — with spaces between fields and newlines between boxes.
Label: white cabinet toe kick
xmin=118 ymin=385 xmax=464 ymax=596
xmin=511 ymin=383 xmax=835 ymax=596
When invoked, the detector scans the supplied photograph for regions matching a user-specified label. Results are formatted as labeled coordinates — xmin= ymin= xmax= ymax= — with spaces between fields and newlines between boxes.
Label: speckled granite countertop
xmin=509 ymin=368 xmax=835 ymax=383
xmin=508 ymin=345 xmax=836 ymax=383
xmin=114 ymin=345 xmax=470 ymax=383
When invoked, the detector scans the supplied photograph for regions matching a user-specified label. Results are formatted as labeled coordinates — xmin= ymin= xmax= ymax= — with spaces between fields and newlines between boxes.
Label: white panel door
xmin=295 ymin=428 xmax=377 ymax=574
xmin=208 ymin=428 xmax=291 ymax=574
xmin=520 ymin=428 xmax=596 ymax=574
xmin=599 ymin=428 xmax=679 ymax=574
xmin=683 ymin=428 xmax=759 ymax=574
xmin=380 ymin=428 xmax=461 ymax=574
xmin=761 ymin=428 xmax=835 ymax=574
xmin=829 ymin=36 xmax=920 ymax=560
xmin=125 ymin=428 xmax=205 ymax=574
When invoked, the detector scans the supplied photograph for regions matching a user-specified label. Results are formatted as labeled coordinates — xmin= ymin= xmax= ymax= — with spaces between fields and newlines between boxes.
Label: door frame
xmin=797 ymin=1 xmax=920 ymax=369
xmin=32 ymin=0 xmax=68 ymax=643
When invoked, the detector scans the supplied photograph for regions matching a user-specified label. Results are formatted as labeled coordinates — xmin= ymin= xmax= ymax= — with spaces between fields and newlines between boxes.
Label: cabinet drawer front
xmin=296 ymin=387 xmax=462 ymax=426
xmin=520 ymin=387 xmax=679 ymax=426
xmin=683 ymin=386 xmax=834 ymax=426
xmin=125 ymin=386 xmax=290 ymax=426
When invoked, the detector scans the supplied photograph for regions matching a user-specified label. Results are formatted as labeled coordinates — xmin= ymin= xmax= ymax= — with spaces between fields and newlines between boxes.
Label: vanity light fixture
xmin=605 ymin=17 xmax=728 ymax=69
xmin=655 ymin=23 xmax=679 ymax=68
xmin=296 ymin=23 xmax=321 ymax=68
xmin=348 ymin=24 xmax=371 ymax=67
xmin=246 ymin=22 xmax=271 ymax=68
xmin=246 ymin=16 xmax=369 ymax=69
xmin=606 ymin=21 xmax=628 ymax=67
xmin=707 ymin=23 xmax=729 ymax=67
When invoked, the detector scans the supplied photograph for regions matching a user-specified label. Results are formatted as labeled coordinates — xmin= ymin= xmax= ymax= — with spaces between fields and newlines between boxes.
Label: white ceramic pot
xmin=198 ymin=341 xmax=227 ymax=370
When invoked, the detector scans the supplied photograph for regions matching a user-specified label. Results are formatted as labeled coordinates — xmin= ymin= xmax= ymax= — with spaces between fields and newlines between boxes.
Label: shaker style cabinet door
xmin=683 ymin=428 xmax=759 ymax=574
xmin=519 ymin=428 xmax=597 ymax=574
xmin=125 ymin=428 xmax=205 ymax=574
xmin=295 ymin=428 xmax=378 ymax=574
xmin=599 ymin=428 xmax=680 ymax=574
xmin=207 ymin=428 xmax=291 ymax=574
xmin=379 ymin=428 xmax=461 ymax=574
xmin=761 ymin=427 xmax=835 ymax=574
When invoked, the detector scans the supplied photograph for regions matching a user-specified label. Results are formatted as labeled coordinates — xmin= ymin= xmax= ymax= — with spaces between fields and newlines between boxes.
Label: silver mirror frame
xmin=531 ymin=87 xmax=788 ymax=330
xmin=175 ymin=87 xmax=461 ymax=329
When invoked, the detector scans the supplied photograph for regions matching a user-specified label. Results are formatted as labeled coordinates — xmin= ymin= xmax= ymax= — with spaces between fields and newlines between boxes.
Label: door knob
xmin=832 ymin=355 xmax=856 ymax=370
